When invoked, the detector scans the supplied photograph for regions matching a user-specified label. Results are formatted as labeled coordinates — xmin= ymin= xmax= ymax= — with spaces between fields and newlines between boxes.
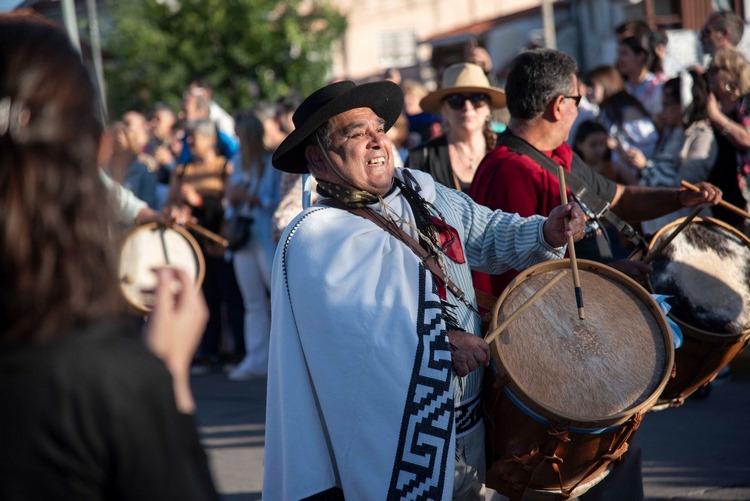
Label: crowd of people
xmin=91 ymin=66 xmax=304 ymax=380
xmin=1 ymin=6 xmax=747 ymax=501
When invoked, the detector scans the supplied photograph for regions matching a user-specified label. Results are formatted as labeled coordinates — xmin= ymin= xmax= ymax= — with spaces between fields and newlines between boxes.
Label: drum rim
xmin=118 ymin=222 xmax=206 ymax=313
xmin=647 ymin=216 xmax=750 ymax=342
xmin=489 ymin=259 xmax=675 ymax=428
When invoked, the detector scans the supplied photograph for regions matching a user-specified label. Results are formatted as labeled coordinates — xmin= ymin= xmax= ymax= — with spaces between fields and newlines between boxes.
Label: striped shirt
xmin=390 ymin=170 xmax=565 ymax=408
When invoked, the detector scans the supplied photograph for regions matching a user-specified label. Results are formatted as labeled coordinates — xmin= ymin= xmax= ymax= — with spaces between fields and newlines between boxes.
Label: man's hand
xmin=678 ymin=182 xmax=723 ymax=207
xmin=168 ymin=205 xmax=196 ymax=226
xmin=134 ymin=206 xmax=165 ymax=225
xmin=609 ymin=258 xmax=652 ymax=284
xmin=447 ymin=331 xmax=490 ymax=377
xmin=153 ymin=145 xmax=175 ymax=166
xmin=180 ymin=184 xmax=203 ymax=207
xmin=621 ymin=147 xmax=648 ymax=170
xmin=543 ymin=203 xmax=586 ymax=248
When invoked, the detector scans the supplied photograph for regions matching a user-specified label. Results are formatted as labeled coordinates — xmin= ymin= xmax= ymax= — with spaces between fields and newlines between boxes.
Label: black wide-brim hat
xmin=272 ymin=80 xmax=404 ymax=173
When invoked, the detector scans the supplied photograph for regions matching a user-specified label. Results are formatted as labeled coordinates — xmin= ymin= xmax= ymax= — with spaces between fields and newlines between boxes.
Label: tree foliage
xmin=104 ymin=0 xmax=345 ymax=117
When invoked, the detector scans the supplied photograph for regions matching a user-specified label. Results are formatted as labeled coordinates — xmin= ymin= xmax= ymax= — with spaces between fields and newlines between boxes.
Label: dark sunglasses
xmin=445 ymin=93 xmax=490 ymax=110
xmin=562 ymin=95 xmax=582 ymax=107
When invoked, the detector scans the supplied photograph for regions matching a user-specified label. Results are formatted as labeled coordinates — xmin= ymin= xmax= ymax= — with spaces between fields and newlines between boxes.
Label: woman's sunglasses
xmin=444 ymin=93 xmax=490 ymax=110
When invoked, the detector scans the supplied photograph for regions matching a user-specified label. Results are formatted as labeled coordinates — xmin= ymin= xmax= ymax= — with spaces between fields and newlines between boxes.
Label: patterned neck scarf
xmin=316 ymin=179 xmax=387 ymax=207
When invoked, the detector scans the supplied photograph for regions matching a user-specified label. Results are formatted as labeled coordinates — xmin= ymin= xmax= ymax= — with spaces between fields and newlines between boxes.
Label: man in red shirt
xmin=468 ymin=48 xmax=723 ymax=298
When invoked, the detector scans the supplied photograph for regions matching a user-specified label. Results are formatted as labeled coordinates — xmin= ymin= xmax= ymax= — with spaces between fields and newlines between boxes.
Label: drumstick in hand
xmin=643 ymin=206 xmax=703 ymax=264
xmin=184 ymin=221 xmax=229 ymax=248
xmin=485 ymin=270 xmax=566 ymax=345
xmin=681 ymin=180 xmax=750 ymax=220
xmin=558 ymin=165 xmax=585 ymax=320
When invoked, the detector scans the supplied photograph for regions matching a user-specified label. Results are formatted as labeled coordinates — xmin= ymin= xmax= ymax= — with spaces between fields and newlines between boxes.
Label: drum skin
xmin=647 ymin=217 xmax=750 ymax=407
xmin=118 ymin=223 xmax=205 ymax=312
xmin=484 ymin=260 xmax=673 ymax=499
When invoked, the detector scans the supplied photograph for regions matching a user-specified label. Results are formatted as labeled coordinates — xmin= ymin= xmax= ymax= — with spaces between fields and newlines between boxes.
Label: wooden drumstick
xmin=558 ymin=165 xmax=585 ymax=320
xmin=184 ymin=221 xmax=228 ymax=248
xmin=484 ymin=270 xmax=567 ymax=345
xmin=643 ymin=206 xmax=703 ymax=264
xmin=681 ymin=180 xmax=750 ymax=220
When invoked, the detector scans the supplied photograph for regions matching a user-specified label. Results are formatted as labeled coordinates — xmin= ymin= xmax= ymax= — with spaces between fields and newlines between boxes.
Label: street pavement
xmin=193 ymin=352 xmax=750 ymax=501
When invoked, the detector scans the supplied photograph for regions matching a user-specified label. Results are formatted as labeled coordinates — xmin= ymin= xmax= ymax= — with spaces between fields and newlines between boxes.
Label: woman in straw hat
xmin=407 ymin=62 xmax=506 ymax=191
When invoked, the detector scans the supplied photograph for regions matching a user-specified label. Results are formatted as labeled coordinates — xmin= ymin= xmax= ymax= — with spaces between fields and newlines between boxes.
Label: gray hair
xmin=301 ymin=121 xmax=334 ymax=175
xmin=194 ymin=96 xmax=211 ymax=118
xmin=187 ymin=118 xmax=217 ymax=139
xmin=505 ymin=49 xmax=578 ymax=120
xmin=707 ymin=11 xmax=745 ymax=46
xmin=312 ymin=120 xmax=333 ymax=149
xmin=252 ymin=100 xmax=277 ymax=122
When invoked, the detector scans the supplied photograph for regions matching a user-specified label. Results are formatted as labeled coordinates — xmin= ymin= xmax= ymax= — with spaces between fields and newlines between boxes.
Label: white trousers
xmin=232 ymin=240 xmax=273 ymax=374
xmin=454 ymin=420 xmax=487 ymax=500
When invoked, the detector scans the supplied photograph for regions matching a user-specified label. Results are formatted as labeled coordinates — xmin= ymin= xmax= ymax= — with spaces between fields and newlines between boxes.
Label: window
xmin=380 ymin=30 xmax=417 ymax=67
xmin=642 ymin=0 xmax=744 ymax=30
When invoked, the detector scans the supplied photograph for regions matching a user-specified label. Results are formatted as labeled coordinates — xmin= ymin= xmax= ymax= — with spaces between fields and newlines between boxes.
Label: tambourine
xmin=118 ymin=223 xmax=205 ymax=312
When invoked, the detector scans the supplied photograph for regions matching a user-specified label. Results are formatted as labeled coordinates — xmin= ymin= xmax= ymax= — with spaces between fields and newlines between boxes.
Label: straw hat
xmin=272 ymin=80 xmax=403 ymax=173
xmin=420 ymin=62 xmax=506 ymax=114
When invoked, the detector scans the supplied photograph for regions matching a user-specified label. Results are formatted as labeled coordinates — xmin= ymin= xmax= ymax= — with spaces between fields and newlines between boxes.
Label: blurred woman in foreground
xmin=0 ymin=13 xmax=216 ymax=500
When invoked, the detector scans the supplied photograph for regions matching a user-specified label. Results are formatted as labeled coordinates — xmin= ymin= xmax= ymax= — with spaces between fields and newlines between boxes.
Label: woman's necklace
xmin=451 ymin=141 xmax=478 ymax=170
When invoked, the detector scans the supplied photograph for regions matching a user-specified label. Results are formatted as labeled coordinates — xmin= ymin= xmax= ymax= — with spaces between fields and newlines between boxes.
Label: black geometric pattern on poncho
xmin=455 ymin=395 xmax=481 ymax=436
xmin=387 ymin=264 xmax=454 ymax=500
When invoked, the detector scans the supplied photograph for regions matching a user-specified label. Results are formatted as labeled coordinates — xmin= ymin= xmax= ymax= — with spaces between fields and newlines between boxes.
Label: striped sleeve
xmin=434 ymin=184 xmax=564 ymax=275
xmin=433 ymin=184 xmax=565 ymax=404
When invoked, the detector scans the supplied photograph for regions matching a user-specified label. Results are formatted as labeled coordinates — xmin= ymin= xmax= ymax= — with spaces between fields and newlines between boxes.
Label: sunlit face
xmin=616 ymin=44 xmax=643 ymax=76
xmin=122 ymin=112 xmax=150 ymax=150
xmin=708 ymin=69 xmax=738 ymax=102
xmin=313 ymin=107 xmax=394 ymax=196
xmin=186 ymin=129 xmax=216 ymax=157
xmin=586 ymin=83 xmax=604 ymax=105
xmin=659 ymin=92 xmax=683 ymax=128
xmin=150 ymin=110 xmax=175 ymax=140
xmin=701 ymin=22 xmax=725 ymax=56
xmin=560 ymin=75 xmax=581 ymax=140
xmin=440 ymin=92 xmax=491 ymax=134
xmin=182 ymin=94 xmax=199 ymax=121
xmin=576 ymin=131 xmax=608 ymax=164
xmin=403 ymin=89 xmax=425 ymax=115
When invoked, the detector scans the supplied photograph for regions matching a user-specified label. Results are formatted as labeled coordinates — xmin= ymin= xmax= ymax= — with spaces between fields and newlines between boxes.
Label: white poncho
xmin=263 ymin=169 xmax=563 ymax=500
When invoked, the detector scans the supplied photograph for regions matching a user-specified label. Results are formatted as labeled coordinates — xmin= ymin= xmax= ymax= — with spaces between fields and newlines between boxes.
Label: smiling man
xmin=262 ymin=80 xmax=587 ymax=500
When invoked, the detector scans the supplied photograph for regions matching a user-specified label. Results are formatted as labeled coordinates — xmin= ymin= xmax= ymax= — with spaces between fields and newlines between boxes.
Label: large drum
xmin=118 ymin=223 xmax=205 ymax=312
xmin=648 ymin=217 xmax=750 ymax=407
xmin=484 ymin=260 xmax=673 ymax=500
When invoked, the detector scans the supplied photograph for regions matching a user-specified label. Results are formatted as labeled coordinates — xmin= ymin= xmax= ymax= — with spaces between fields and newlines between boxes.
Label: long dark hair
xmin=0 ymin=14 xmax=123 ymax=343
xmin=619 ymin=34 xmax=657 ymax=75
xmin=663 ymin=69 xmax=709 ymax=127
xmin=235 ymin=108 xmax=268 ymax=177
